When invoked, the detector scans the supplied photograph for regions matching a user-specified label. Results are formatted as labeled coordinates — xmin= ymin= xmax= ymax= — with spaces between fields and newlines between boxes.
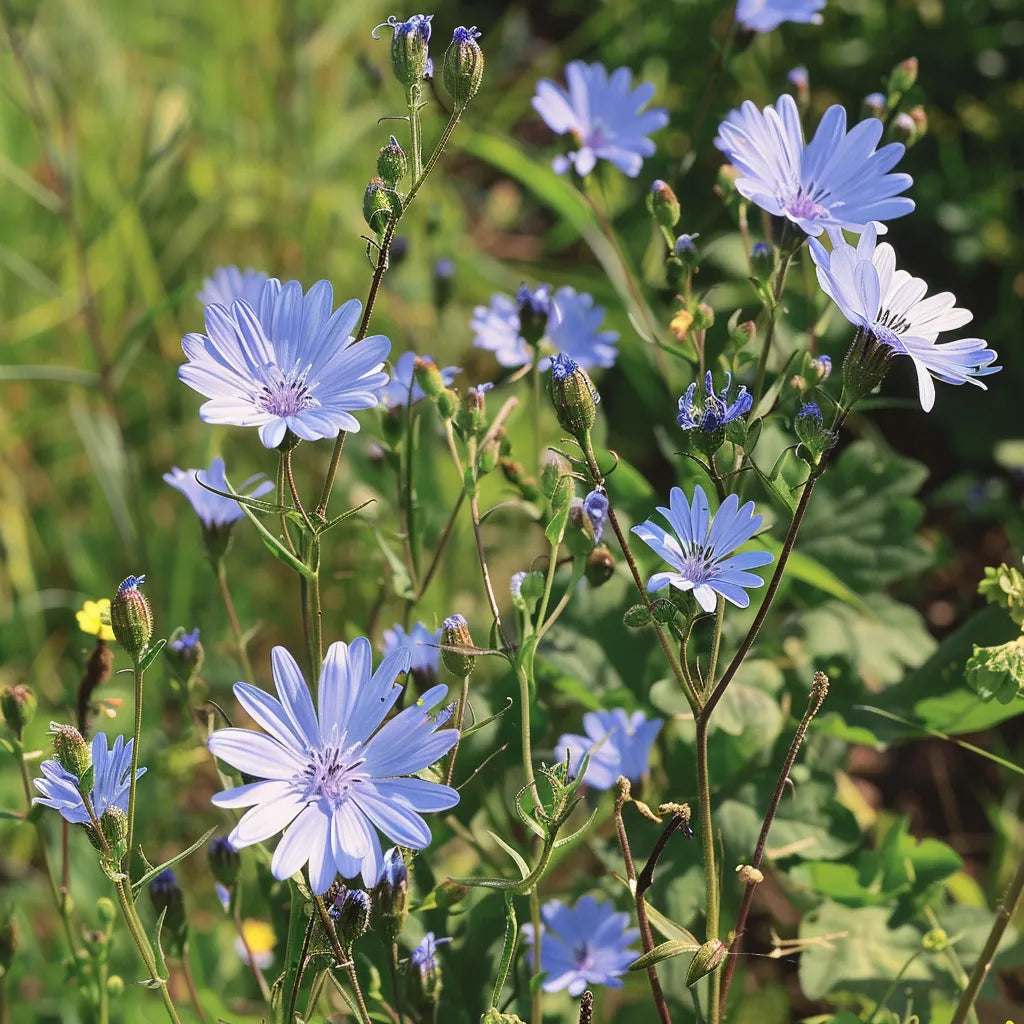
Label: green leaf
xmin=751 ymin=457 xmax=798 ymax=515
xmin=373 ymin=529 xmax=414 ymax=600
xmin=132 ymin=827 xmax=217 ymax=896
xmin=629 ymin=939 xmax=701 ymax=971
xmin=137 ymin=638 xmax=167 ymax=674
xmin=486 ymin=831 xmax=531 ymax=881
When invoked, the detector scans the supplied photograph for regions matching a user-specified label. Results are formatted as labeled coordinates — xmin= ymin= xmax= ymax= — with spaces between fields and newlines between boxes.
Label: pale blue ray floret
xmin=555 ymin=708 xmax=663 ymax=791
xmin=207 ymin=640 xmax=460 ymax=893
xmin=632 ymin=486 xmax=774 ymax=612
xmin=808 ymin=224 xmax=1000 ymax=411
xmin=735 ymin=0 xmax=826 ymax=33
xmin=196 ymin=266 xmax=269 ymax=310
xmin=678 ymin=372 xmax=752 ymax=433
xmin=163 ymin=456 xmax=274 ymax=528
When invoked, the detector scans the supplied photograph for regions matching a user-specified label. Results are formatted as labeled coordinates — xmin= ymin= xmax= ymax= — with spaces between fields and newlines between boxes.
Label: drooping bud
xmin=373 ymin=847 xmax=409 ymax=941
xmin=443 ymin=26 xmax=483 ymax=107
xmin=208 ymin=836 xmax=240 ymax=888
xmin=110 ymin=575 xmax=153 ymax=660
xmin=413 ymin=357 xmax=446 ymax=399
xmin=516 ymin=284 xmax=551 ymax=347
xmin=377 ymin=136 xmax=409 ymax=186
xmin=332 ymin=887 xmax=373 ymax=947
xmin=750 ymin=242 xmax=774 ymax=283
xmin=685 ymin=938 xmax=727 ymax=987
xmin=861 ymin=92 xmax=886 ymax=120
xmin=384 ymin=14 xmax=432 ymax=86
xmin=673 ymin=233 xmax=700 ymax=270
xmin=841 ymin=327 xmax=895 ymax=406
xmin=647 ymin=179 xmax=680 ymax=232
xmin=887 ymin=56 xmax=918 ymax=96
xmin=1 ymin=685 xmax=37 ymax=739
xmin=165 ymin=627 xmax=203 ymax=689
xmin=363 ymin=177 xmax=400 ymax=234
xmin=440 ymin=614 xmax=475 ymax=677
xmin=52 ymin=724 xmax=92 ymax=781
xmin=549 ymin=353 xmax=598 ymax=440
xmin=149 ymin=869 xmax=188 ymax=956
xmin=585 ymin=545 xmax=615 ymax=587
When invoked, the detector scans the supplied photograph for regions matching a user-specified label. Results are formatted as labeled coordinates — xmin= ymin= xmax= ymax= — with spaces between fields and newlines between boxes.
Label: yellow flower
xmin=670 ymin=309 xmax=694 ymax=342
xmin=77 ymin=599 xmax=115 ymax=642
xmin=236 ymin=919 xmax=275 ymax=969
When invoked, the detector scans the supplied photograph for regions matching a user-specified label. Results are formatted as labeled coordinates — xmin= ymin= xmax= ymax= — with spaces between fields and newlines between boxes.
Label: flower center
xmin=677 ymin=550 xmax=715 ymax=583
xmin=300 ymin=743 xmax=367 ymax=807
xmin=573 ymin=942 xmax=596 ymax=970
xmin=254 ymin=363 xmax=320 ymax=418
xmin=870 ymin=322 xmax=906 ymax=354
xmin=784 ymin=188 xmax=829 ymax=223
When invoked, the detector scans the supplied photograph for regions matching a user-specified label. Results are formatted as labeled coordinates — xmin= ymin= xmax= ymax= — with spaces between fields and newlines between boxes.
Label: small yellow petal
xmin=240 ymin=919 xmax=276 ymax=955
xmin=77 ymin=599 xmax=115 ymax=642
xmin=670 ymin=309 xmax=694 ymax=342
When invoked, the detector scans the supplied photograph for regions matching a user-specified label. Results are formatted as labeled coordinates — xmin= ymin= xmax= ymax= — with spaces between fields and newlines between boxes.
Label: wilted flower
xmin=677 ymin=372 xmax=752 ymax=433
xmin=715 ymin=93 xmax=914 ymax=236
xmin=532 ymin=61 xmax=669 ymax=177
xmin=582 ymin=490 xmax=609 ymax=545
xmin=197 ymin=266 xmax=268 ymax=310
xmin=632 ymin=486 xmax=774 ymax=611
xmin=77 ymin=599 xmax=115 ymax=643
xmin=164 ymin=456 xmax=273 ymax=528
xmin=809 ymin=225 xmax=1000 ymax=411
xmin=179 ymin=278 xmax=391 ymax=449
xmin=34 ymin=732 xmax=145 ymax=825
xmin=523 ymin=895 xmax=639 ymax=995
xmin=382 ymin=351 xmax=459 ymax=409
xmin=736 ymin=0 xmax=825 ymax=33
xmin=207 ymin=640 xmax=459 ymax=892
xmin=556 ymin=709 xmax=663 ymax=790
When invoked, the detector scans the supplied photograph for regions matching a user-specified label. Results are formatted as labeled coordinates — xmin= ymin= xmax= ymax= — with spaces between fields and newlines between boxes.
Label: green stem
xmin=124 ymin=662 xmax=145 ymax=864
xmin=98 ymin=956 xmax=109 ymax=1024
xmin=694 ymin=716 xmax=721 ymax=1024
xmin=514 ymin=659 xmax=539 ymax=808
xmin=215 ymin=559 xmax=254 ymax=682
xmin=444 ymin=675 xmax=471 ymax=787
xmin=312 ymin=896 xmax=371 ymax=1024
xmin=706 ymin=597 xmax=725 ymax=699
xmin=180 ymin=952 xmax=208 ymax=1024
xmin=751 ymin=248 xmax=796 ymax=412
xmin=407 ymin=82 xmax=424 ymax=182
xmin=530 ymin=888 xmax=543 ymax=1024
xmin=390 ymin=940 xmax=405 ymax=1024
xmin=413 ymin=491 xmax=464 ymax=603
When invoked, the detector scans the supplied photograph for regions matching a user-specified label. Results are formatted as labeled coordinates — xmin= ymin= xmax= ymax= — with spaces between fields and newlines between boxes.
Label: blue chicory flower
xmin=164 ymin=456 xmax=274 ymax=529
xmin=411 ymin=932 xmax=451 ymax=977
xmin=207 ymin=640 xmax=459 ymax=893
xmin=532 ymin=61 xmax=669 ymax=177
xmin=808 ymin=225 xmax=1000 ymax=411
xmin=382 ymin=351 xmax=460 ymax=409
xmin=382 ymin=621 xmax=442 ymax=676
xmin=582 ymin=490 xmax=609 ymax=545
xmin=215 ymin=883 xmax=231 ymax=911
xmin=470 ymin=292 xmax=530 ymax=368
xmin=197 ymin=266 xmax=269 ymax=310
xmin=736 ymin=0 xmax=826 ymax=33
xmin=632 ymin=486 xmax=774 ymax=612
xmin=677 ymin=372 xmax=752 ymax=433
xmin=714 ymin=93 xmax=914 ymax=236
xmin=170 ymin=627 xmax=201 ymax=655
xmin=33 ymin=732 xmax=146 ymax=825
xmin=798 ymin=401 xmax=822 ymax=422
xmin=179 ymin=278 xmax=391 ymax=449
xmin=810 ymin=353 xmax=832 ymax=380
xmin=380 ymin=845 xmax=408 ymax=889
xmin=556 ymin=709 xmax=663 ymax=791
xmin=523 ymin=895 xmax=639 ymax=996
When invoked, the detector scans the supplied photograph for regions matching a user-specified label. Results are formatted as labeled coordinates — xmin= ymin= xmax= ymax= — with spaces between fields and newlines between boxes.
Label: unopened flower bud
xmin=909 ymin=105 xmax=928 ymax=139
xmin=363 ymin=178 xmax=401 ymax=234
xmin=373 ymin=847 xmax=409 ymax=941
xmin=436 ymin=388 xmax=459 ymax=420
xmin=106 ymin=976 xmax=124 ymax=996
xmin=333 ymin=887 xmax=372 ymax=947
xmin=890 ymin=112 xmax=917 ymax=146
xmin=1 ymin=685 xmax=36 ymax=739
xmin=861 ymin=92 xmax=886 ymax=120
xmin=96 ymin=897 xmax=117 ymax=927
xmin=443 ymin=26 xmax=483 ymax=106
xmin=731 ymin=320 xmax=757 ymax=347
xmin=433 ymin=879 xmax=467 ymax=910
xmin=455 ymin=383 xmax=492 ymax=436
xmin=149 ymin=869 xmax=188 ymax=955
xmin=549 ymin=353 xmax=598 ymax=440
xmin=377 ymin=136 xmax=408 ymax=186
xmin=686 ymin=939 xmax=727 ymax=987
xmin=413 ymin=357 xmax=445 ymax=399
xmin=52 ymin=724 xmax=92 ymax=781
xmin=478 ymin=436 xmax=501 ymax=475
xmin=790 ymin=374 xmax=808 ymax=392
xmin=540 ymin=450 xmax=571 ymax=498
xmin=384 ymin=14 xmax=432 ymax=86
xmin=693 ymin=303 xmax=715 ymax=330
xmin=715 ymin=163 xmax=740 ymax=198
xmin=810 ymin=354 xmax=832 ymax=381
xmin=750 ymin=242 xmax=774 ymax=282
xmin=516 ymin=284 xmax=551 ymax=346
xmin=795 ymin=402 xmax=833 ymax=461
xmin=97 ymin=806 xmax=128 ymax=860
xmin=647 ymin=179 xmax=680 ymax=231
xmin=440 ymin=614 xmax=475 ymax=677
xmin=166 ymin=627 xmax=203 ymax=688
xmin=887 ymin=56 xmax=918 ymax=96
xmin=585 ymin=545 xmax=615 ymax=587
xmin=110 ymin=575 xmax=153 ymax=659
xmin=208 ymin=836 xmax=240 ymax=888
xmin=787 ymin=66 xmax=809 ymax=108
xmin=673 ymin=233 xmax=700 ymax=270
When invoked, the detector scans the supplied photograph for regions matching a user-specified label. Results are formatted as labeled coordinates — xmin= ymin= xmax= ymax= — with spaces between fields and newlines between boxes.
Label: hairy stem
xmin=215 ymin=559 xmax=254 ymax=682
xmin=124 ymin=662 xmax=145 ymax=864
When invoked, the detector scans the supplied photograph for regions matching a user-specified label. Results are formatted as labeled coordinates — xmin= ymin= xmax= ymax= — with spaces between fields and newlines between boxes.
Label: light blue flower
xmin=207 ymin=641 xmax=459 ymax=893
xmin=471 ymin=286 xmax=617 ymax=370
xmin=411 ymin=932 xmax=451 ymax=977
xmin=382 ymin=621 xmax=442 ymax=676
xmin=33 ymin=732 xmax=146 ymax=825
xmin=582 ymin=490 xmax=609 ymax=545
xmin=532 ymin=61 xmax=669 ymax=177
xmin=179 ymin=278 xmax=391 ymax=449
xmin=170 ymin=627 xmax=201 ymax=655
xmin=808 ymin=225 xmax=1000 ymax=411
xmin=632 ymin=486 xmax=774 ymax=612
xmin=523 ymin=895 xmax=639 ymax=996
xmin=382 ymin=351 xmax=459 ymax=409
xmin=556 ymin=709 xmax=663 ymax=791
xmin=736 ymin=0 xmax=825 ymax=33
xmin=715 ymin=93 xmax=914 ymax=236
xmin=678 ymin=372 xmax=752 ymax=433
xmin=197 ymin=266 xmax=268 ymax=310
xmin=164 ymin=456 xmax=274 ymax=528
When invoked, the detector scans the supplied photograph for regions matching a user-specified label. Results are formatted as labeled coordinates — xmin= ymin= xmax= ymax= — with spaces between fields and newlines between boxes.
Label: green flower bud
xmin=382 ymin=14 xmax=432 ymax=87
xmin=165 ymin=627 xmax=204 ymax=689
xmin=887 ymin=56 xmax=918 ymax=96
xmin=549 ymin=354 xmax=598 ymax=440
xmin=482 ymin=1010 xmax=527 ymax=1024
xmin=52 ymin=724 xmax=92 ymax=781
xmin=585 ymin=545 xmax=615 ymax=587
xmin=377 ymin=136 xmax=409 ymax=186
xmin=1 ymin=684 xmax=37 ymax=739
xmin=208 ymin=836 xmax=240 ymax=888
xmin=110 ymin=575 xmax=153 ymax=659
xmin=454 ymin=385 xmax=490 ymax=437
xmin=750 ymin=242 xmax=774 ymax=283
xmin=363 ymin=177 xmax=401 ymax=234
xmin=432 ymin=879 xmax=467 ymax=910
xmin=373 ymin=848 xmax=409 ymax=942
xmin=333 ymin=887 xmax=372 ymax=947
xmin=795 ymin=403 xmax=833 ymax=462
xmin=440 ymin=615 xmax=475 ymax=677
xmin=685 ymin=939 xmax=727 ymax=987
xmin=909 ymin=105 xmax=928 ymax=140
xmin=540 ymin=450 xmax=571 ymax=499
xmin=96 ymin=897 xmax=117 ymax=927
xmin=97 ymin=807 xmax=128 ymax=861
xmin=442 ymin=26 xmax=484 ymax=107
xmin=149 ymin=869 xmax=188 ymax=956
xmin=478 ymin=436 xmax=501 ymax=475
xmin=436 ymin=388 xmax=459 ymax=420
xmin=623 ymin=604 xmax=653 ymax=628
xmin=106 ymin=975 xmax=125 ymax=996
xmin=647 ymin=180 xmax=681 ymax=232
xmin=413 ymin=357 xmax=445 ymax=400
xmin=730 ymin=320 xmax=757 ymax=348
xmin=693 ymin=302 xmax=715 ymax=330
xmin=889 ymin=112 xmax=917 ymax=147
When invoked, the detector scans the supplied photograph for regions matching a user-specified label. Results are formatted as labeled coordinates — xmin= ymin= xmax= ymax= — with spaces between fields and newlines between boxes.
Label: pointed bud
xmin=110 ymin=575 xmax=153 ymax=659
xmin=730 ymin=320 xmax=757 ymax=347
xmin=165 ymin=627 xmax=203 ymax=688
xmin=373 ymin=847 xmax=409 ymax=941
xmin=1 ymin=685 xmax=36 ymax=739
xmin=413 ymin=357 xmax=445 ymax=399
xmin=440 ymin=614 xmax=475 ymax=677
xmin=540 ymin=450 xmax=571 ymax=499
xmin=377 ymin=136 xmax=409 ymax=186
xmin=432 ymin=879 xmax=467 ymax=910
xmin=363 ymin=178 xmax=401 ymax=234
xmin=478 ymin=436 xmax=501 ymax=475
xmin=647 ymin=179 xmax=680 ymax=232
xmin=149 ymin=869 xmax=188 ymax=955
xmin=455 ymin=384 xmax=492 ymax=437
xmin=887 ymin=56 xmax=918 ymax=96
xmin=52 ymin=724 xmax=92 ymax=781
xmin=208 ymin=836 xmax=240 ymax=888
xmin=93 ymin=806 xmax=128 ymax=861
xmin=795 ymin=402 xmax=832 ymax=461
xmin=333 ymin=886 xmax=373 ymax=947
xmin=685 ymin=939 xmax=727 ymax=987
xmin=436 ymin=388 xmax=459 ymax=420
xmin=585 ymin=545 xmax=615 ymax=587
xmin=750 ymin=242 xmax=774 ymax=283
xmin=549 ymin=353 xmax=598 ymax=440
xmin=443 ymin=26 xmax=483 ymax=107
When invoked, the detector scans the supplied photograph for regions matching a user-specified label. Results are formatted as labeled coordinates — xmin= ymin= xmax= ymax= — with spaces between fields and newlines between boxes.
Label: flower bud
xmin=887 ymin=56 xmax=918 ymax=96
xmin=647 ymin=179 xmax=680 ymax=232
xmin=377 ymin=136 xmax=409 ymax=186
xmin=166 ymin=627 xmax=203 ymax=689
xmin=861 ymin=92 xmax=886 ymax=120
xmin=440 ymin=614 xmax=475 ymax=677
xmin=909 ymin=105 xmax=928 ymax=140
xmin=149 ymin=869 xmax=188 ymax=955
xmin=540 ymin=450 xmax=571 ymax=499
xmin=787 ymin=66 xmax=809 ymax=109
xmin=432 ymin=879 xmax=467 ymax=910
xmin=436 ymin=388 xmax=459 ymax=420
xmin=673 ymin=233 xmax=700 ymax=270
xmin=566 ymin=498 xmax=598 ymax=556
xmin=208 ymin=836 xmax=240 ymax=888
xmin=516 ymin=284 xmax=551 ymax=346
xmin=585 ymin=545 xmax=615 ymax=587
xmin=810 ymin=354 xmax=832 ymax=381
xmin=549 ymin=353 xmax=598 ymax=440
xmin=373 ymin=847 xmax=409 ymax=941
xmin=730 ymin=320 xmax=756 ymax=347
xmin=478 ymin=436 xmax=501 ymax=475
xmin=363 ymin=177 xmax=400 ymax=234
xmin=693 ymin=302 xmax=715 ymax=330
xmin=332 ymin=886 xmax=372 ymax=947
xmin=685 ymin=938 xmax=727 ymax=987
xmin=795 ymin=402 xmax=832 ymax=461
xmin=97 ymin=806 xmax=128 ymax=861
xmin=1 ymin=684 xmax=37 ymax=739
xmin=715 ymin=163 xmax=739 ymax=199
xmin=443 ymin=26 xmax=483 ymax=107
xmin=106 ymin=976 xmax=125 ymax=996
xmin=413 ymin=357 xmax=446 ymax=399
xmin=455 ymin=384 xmax=491 ymax=437
xmin=790 ymin=374 xmax=808 ymax=392
xmin=889 ymin=112 xmax=917 ymax=147
xmin=96 ymin=897 xmax=117 ymax=927
xmin=384 ymin=14 xmax=432 ymax=86
xmin=433 ymin=259 xmax=455 ymax=310
xmin=52 ymin=724 xmax=92 ymax=781
xmin=750 ymin=242 xmax=774 ymax=282
xmin=110 ymin=575 xmax=153 ymax=659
